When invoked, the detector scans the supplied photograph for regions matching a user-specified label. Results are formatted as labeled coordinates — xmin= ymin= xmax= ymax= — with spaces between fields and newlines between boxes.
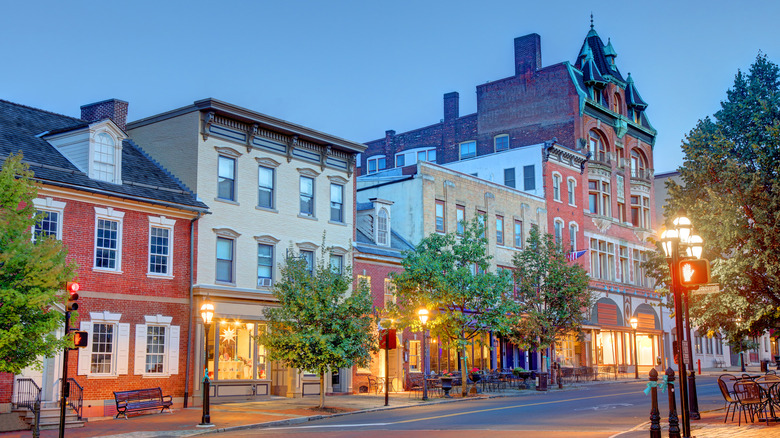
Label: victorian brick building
xmin=361 ymin=25 xmax=664 ymax=374
xmin=0 ymin=98 xmax=208 ymax=420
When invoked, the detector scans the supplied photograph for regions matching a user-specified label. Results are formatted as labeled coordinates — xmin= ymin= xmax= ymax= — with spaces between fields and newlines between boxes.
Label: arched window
xmin=552 ymin=173 xmax=562 ymax=201
xmin=630 ymin=149 xmax=647 ymax=178
xmin=613 ymin=93 xmax=622 ymax=115
xmin=377 ymin=208 xmax=389 ymax=246
xmin=588 ymin=130 xmax=608 ymax=163
xmin=94 ymin=133 xmax=117 ymax=183
xmin=554 ymin=219 xmax=564 ymax=245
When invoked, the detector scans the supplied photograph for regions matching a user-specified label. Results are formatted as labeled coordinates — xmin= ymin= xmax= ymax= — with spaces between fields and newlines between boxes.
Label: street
xmin=217 ymin=377 xmax=723 ymax=437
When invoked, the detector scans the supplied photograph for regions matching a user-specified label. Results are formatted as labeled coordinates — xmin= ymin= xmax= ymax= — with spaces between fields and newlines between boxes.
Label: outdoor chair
xmin=408 ymin=374 xmax=424 ymax=398
xmin=734 ymin=381 xmax=768 ymax=425
xmin=717 ymin=377 xmax=739 ymax=423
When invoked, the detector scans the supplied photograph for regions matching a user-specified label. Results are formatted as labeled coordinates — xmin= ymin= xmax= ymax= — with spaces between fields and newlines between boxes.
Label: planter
xmin=440 ymin=377 xmax=454 ymax=398
xmin=469 ymin=373 xmax=481 ymax=383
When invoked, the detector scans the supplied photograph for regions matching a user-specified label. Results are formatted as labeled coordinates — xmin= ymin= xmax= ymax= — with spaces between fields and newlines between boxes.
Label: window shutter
xmin=77 ymin=321 xmax=92 ymax=375
xmin=168 ymin=325 xmax=180 ymax=375
xmin=117 ymin=323 xmax=130 ymax=375
xmin=134 ymin=324 xmax=147 ymax=375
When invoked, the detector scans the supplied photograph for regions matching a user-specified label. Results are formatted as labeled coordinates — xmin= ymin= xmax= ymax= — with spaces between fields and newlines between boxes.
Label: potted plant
xmin=439 ymin=371 xmax=455 ymax=397
xmin=469 ymin=367 xmax=481 ymax=383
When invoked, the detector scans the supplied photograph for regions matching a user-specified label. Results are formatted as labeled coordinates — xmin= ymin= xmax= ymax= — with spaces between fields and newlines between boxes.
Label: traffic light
xmin=66 ymin=282 xmax=80 ymax=312
xmin=72 ymin=330 xmax=88 ymax=348
xmin=678 ymin=259 xmax=711 ymax=287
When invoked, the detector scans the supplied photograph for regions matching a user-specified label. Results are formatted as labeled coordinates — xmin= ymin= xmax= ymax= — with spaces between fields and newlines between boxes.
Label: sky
xmin=2 ymin=1 xmax=779 ymax=174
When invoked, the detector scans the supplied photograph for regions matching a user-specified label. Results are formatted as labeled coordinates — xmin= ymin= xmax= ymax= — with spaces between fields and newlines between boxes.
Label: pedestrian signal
xmin=72 ymin=330 xmax=88 ymax=348
xmin=678 ymin=259 xmax=710 ymax=287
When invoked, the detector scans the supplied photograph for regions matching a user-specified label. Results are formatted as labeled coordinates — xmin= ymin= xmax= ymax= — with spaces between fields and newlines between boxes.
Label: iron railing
xmin=66 ymin=378 xmax=83 ymax=420
xmin=14 ymin=378 xmax=41 ymax=411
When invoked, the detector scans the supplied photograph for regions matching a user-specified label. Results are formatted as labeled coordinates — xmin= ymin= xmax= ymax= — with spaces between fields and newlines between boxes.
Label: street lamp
xmin=661 ymin=216 xmax=706 ymax=436
xmin=199 ymin=300 xmax=214 ymax=427
xmin=418 ymin=308 xmax=429 ymax=401
xmin=630 ymin=317 xmax=639 ymax=380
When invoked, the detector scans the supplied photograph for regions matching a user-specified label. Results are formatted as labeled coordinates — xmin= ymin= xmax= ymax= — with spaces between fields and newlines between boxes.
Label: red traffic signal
xmin=678 ymin=259 xmax=711 ymax=287
xmin=72 ymin=330 xmax=88 ymax=348
xmin=66 ymin=282 xmax=80 ymax=312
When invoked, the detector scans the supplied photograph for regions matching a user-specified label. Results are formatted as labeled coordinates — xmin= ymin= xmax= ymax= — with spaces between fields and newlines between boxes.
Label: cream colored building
xmin=128 ymin=99 xmax=365 ymax=402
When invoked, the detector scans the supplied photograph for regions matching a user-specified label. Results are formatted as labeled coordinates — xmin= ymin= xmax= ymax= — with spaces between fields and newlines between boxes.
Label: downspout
xmin=183 ymin=212 xmax=202 ymax=408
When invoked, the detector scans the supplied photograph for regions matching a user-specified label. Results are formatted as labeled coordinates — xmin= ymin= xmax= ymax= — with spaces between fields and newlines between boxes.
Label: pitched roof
xmin=0 ymin=99 xmax=208 ymax=212
xmin=575 ymin=27 xmax=624 ymax=83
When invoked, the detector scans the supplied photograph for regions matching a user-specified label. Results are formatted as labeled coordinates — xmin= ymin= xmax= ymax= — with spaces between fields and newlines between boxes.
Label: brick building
xmin=127 ymin=99 xmax=365 ymax=401
xmin=360 ymin=25 xmax=665 ymax=375
xmin=0 ymin=98 xmax=208 ymax=419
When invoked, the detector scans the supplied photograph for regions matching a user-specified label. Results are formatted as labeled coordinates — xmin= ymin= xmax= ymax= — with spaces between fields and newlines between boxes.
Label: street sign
xmin=691 ymin=283 xmax=720 ymax=296
xmin=681 ymin=340 xmax=690 ymax=363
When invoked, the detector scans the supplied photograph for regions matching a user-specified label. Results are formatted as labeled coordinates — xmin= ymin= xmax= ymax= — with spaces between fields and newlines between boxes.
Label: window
xmin=330 ymin=183 xmax=343 ymax=222
xmin=613 ymin=93 xmax=622 ymax=115
xmin=514 ymin=220 xmax=523 ymax=248
xmin=435 ymin=201 xmax=445 ymax=233
xmin=417 ymin=149 xmax=436 ymax=163
xmin=552 ymin=174 xmax=562 ymax=201
xmin=590 ymin=238 xmax=614 ymax=280
xmin=257 ymin=244 xmax=273 ymax=286
xmin=567 ymin=178 xmax=576 ymax=205
xmin=496 ymin=215 xmax=504 ymax=245
xmin=94 ymin=207 xmax=124 ymax=271
xmin=633 ymin=109 xmax=642 ymax=124
xmin=300 ymin=176 xmax=314 ymax=216
xmin=93 ymin=133 xmax=117 ymax=183
xmin=523 ymin=165 xmax=535 ymax=191
xmin=145 ymin=325 xmax=166 ymax=374
xmin=90 ymin=323 xmax=114 ymax=374
xmin=633 ymin=249 xmax=648 ymax=287
xmin=494 ymin=135 xmax=509 ymax=152
xmin=589 ymin=130 xmax=608 ymax=163
xmin=694 ymin=332 xmax=702 ymax=354
xmin=617 ymin=201 xmax=626 ymax=223
xmin=383 ymin=278 xmax=396 ymax=306
xmin=396 ymin=154 xmax=405 ymax=167
xmin=358 ymin=275 xmax=371 ymax=295
xmin=569 ymin=223 xmax=577 ymax=251
xmin=619 ymin=246 xmax=629 ymax=283
xmin=631 ymin=149 xmax=647 ymax=178
xmin=554 ymin=220 xmax=563 ymax=245
xmin=456 ymin=205 xmax=465 ymax=236
xmin=258 ymin=166 xmax=274 ymax=209
xmin=477 ymin=210 xmax=486 ymax=237
xmin=460 ymin=141 xmax=476 ymax=159
xmin=356 ymin=153 xmax=362 ymax=168
xmin=630 ymin=195 xmax=650 ymax=228
xmin=409 ymin=340 xmax=421 ymax=372
xmin=34 ymin=210 xmax=60 ymax=241
xmin=218 ymin=156 xmax=236 ymax=201
xmin=588 ymin=180 xmax=611 ymax=216
xmin=149 ymin=226 xmax=171 ymax=275
xmin=330 ymin=254 xmax=343 ymax=275
xmin=715 ymin=335 xmax=723 ymax=355
xmin=216 ymin=237 xmax=234 ymax=283
xmin=377 ymin=208 xmax=389 ymax=246
xmin=367 ymin=156 xmax=386 ymax=174
xmin=301 ymin=250 xmax=314 ymax=276
xmin=504 ymin=168 xmax=516 ymax=188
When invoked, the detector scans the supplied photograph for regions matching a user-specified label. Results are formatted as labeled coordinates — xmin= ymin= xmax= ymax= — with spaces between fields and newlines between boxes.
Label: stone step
xmin=38 ymin=421 xmax=85 ymax=430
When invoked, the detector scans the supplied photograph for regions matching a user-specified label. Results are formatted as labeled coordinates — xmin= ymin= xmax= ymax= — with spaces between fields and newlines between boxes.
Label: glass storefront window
xmin=206 ymin=320 xmax=268 ymax=380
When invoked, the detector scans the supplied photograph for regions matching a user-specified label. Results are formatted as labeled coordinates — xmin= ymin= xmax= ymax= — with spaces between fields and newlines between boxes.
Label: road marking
xmin=393 ymin=390 xmax=643 ymax=424
xmin=269 ymin=423 xmax=390 ymax=430
xmin=574 ymin=403 xmax=633 ymax=411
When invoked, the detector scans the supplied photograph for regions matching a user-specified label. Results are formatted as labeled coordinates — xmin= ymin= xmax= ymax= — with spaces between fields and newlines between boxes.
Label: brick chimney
xmin=514 ymin=34 xmax=541 ymax=76
xmin=81 ymin=99 xmax=129 ymax=131
xmin=443 ymin=92 xmax=459 ymax=121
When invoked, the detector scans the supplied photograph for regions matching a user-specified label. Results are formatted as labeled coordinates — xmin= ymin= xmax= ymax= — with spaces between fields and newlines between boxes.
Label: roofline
xmin=654 ymin=170 xmax=680 ymax=179
xmin=127 ymin=98 xmax=366 ymax=154
xmin=366 ymin=113 xmax=478 ymax=145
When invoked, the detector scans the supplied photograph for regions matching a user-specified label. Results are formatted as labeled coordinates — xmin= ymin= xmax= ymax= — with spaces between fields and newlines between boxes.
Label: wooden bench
xmin=714 ymin=359 xmax=726 ymax=369
xmin=113 ymin=388 xmax=173 ymax=419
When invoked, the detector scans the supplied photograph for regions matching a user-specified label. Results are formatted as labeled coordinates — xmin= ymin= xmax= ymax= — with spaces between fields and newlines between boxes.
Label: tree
xmin=508 ymin=226 xmax=592 ymax=371
xmin=0 ymin=153 xmax=75 ymax=374
xmin=257 ymin=245 xmax=376 ymax=408
xmin=389 ymin=218 xmax=516 ymax=396
xmin=664 ymin=53 xmax=780 ymax=337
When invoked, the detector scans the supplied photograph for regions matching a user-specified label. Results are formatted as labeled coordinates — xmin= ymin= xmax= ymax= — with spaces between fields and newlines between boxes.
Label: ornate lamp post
xmin=418 ymin=308 xmax=429 ymax=401
xmin=630 ymin=317 xmax=639 ymax=380
xmin=199 ymin=300 xmax=214 ymax=427
xmin=661 ymin=216 xmax=706 ymax=437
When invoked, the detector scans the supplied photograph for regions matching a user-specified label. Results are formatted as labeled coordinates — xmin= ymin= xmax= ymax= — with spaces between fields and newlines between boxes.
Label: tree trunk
xmin=461 ymin=347 xmax=470 ymax=397
xmin=319 ymin=373 xmax=325 ymax=409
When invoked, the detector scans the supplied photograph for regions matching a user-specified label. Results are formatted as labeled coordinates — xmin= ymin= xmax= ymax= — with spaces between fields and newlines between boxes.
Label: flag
xmin=566 ymin=249 xmax=587 ymax=261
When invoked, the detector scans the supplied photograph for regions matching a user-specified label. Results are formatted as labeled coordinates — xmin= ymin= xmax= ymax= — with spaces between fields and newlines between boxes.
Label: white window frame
xmin=214 ymin=227 xmax=240 ymax=285
xmin=568 ymin=222 xmax=578 ymax=252
xmin=330 ymin=183 xmax=344 ymax=223
xmin=553 ymin=218 xmax=564 ymax=246
xmin=300 ymin=176 xmax=315 ymax=217
xmin=377 ymin=208 xmax=390 ymax=246
xmin=93 ymin=207 xmax=124 ymax=272
xmin=217 ymin=155 xmax=237 ymax=201
xmin=89 ymin=129 xmax=122 ymax=184
xmin=32 ymin=197 xmax=66 ymax=241
xmin=148 ymin=216 xmax=175 ymax=278
xmin=459 ymin=141 xmax=476 ymax=160
xmin=567 ymin=177 xmax=577 ymax=206
xmin=409 ymin=340 xmax=422 ymax=372
xmin=257 ymin=165 xmax=275 ymax=210
xmin=552 ymin=172 xmax=562 ymax=202
xmin=78 ymin=311 xmax=128 ymax=377
xmin=255 ymin=235 xmax=279 ymax=288
xmin=134 ymin=315 xmax=180 ymax=377
xmin=330 ymin=254 xmax=343 ymax=275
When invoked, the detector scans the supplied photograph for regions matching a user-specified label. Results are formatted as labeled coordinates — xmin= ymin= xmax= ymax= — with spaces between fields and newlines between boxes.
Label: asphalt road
xmin=216 ymin=376 xmax=723 ymax=437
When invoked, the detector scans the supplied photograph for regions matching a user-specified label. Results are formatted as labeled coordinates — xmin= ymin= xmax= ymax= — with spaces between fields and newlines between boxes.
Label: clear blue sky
xmin=3 ymin=1 xmax=778 ymax=173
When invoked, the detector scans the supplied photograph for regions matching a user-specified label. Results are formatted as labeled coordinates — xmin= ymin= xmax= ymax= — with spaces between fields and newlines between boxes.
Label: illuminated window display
xmin=205 ymin=320 xmax=268 ymax=380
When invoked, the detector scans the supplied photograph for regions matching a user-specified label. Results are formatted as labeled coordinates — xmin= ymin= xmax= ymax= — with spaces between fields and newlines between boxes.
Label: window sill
xmin=87 ymin=375 xmax=119 ymax=379
xmin=142 ymin=373 xmax=171 ymax=378
xmin=328 ymin=220 xmax=347 ymax=227
xmin=146 ymin=273 xmax=174 ymax=280
xmin=214 ymin=198 xmax=240 ymax=206
xmin=553 ymin=198 xmax=563 ymax=204
xmin=215 ymin=280 xmax=236 ymax=287
xmin=93 ymin=268 xmax=124 ymax=275
xmin=255 ymin=206 xmax=278 ymax=214
xmin=298 ymin=214 xmax=318 ymax=221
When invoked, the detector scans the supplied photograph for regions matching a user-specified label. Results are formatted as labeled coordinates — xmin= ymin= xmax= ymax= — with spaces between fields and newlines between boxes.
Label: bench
xmin=714 ymin=359 xmax=726 ymax=369
xmin=113 ymin=388 xmax=173 ymax=419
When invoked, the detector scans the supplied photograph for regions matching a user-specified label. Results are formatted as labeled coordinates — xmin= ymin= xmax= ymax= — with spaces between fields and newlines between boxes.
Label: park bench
xmin=113 ymin=387 xmax=172 ymax=419
xmin=714 ymin=359 xmax=726 ymax=369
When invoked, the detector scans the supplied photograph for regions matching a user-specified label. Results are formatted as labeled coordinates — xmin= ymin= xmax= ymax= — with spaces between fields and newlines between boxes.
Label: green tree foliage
xmin=389 ymin=218 xmax=516 ymax=395
xmin=664 ymin=53 xmax=780 ymax=338
xmin=0 ymin=154 xmax=75 ymax=373
xmin=508 ymin=226 xmax=592 ymax=362
xmin=258 ymin=246 xmax=376 ymax=408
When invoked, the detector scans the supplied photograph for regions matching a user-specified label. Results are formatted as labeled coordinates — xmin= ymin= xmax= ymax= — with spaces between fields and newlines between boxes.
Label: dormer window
xmin=93 ymin=133 xmax=116 ymax=182
xmin=377 ymin=208 xmax=389 ymax=246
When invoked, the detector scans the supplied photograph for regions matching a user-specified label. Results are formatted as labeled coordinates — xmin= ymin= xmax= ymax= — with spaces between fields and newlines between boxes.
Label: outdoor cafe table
xmin=756 ymin=378 xmax=780 ymax=421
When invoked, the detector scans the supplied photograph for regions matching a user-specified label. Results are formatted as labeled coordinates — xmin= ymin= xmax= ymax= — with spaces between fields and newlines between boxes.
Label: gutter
xmin=183 ymin=211 xmax=203 ymax=408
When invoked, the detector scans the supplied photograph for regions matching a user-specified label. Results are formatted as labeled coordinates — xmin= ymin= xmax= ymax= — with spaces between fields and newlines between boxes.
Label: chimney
xmin=443 ymin=92 xmax=459 ymax=121
xmin=80 ymin=99 xmax=129 ymax=131
xmin=514 ymin=34 xmax=541 ymax=76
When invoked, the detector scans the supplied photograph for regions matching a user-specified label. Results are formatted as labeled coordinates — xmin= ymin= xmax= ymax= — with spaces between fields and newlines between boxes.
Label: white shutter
xmin=134 ymin=324 xmax=147 ymax=375
xmin=77 ymin=321 xmax=91 ymax=375
xmin=168 ymin=325 xmax=180 ymax=375
xmin=117 ymin=323 xmax=130 ymax=375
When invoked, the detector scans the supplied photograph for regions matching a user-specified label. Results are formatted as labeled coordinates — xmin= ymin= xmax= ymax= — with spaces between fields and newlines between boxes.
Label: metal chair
xmin=734 ymin=380 xmax=768 ymax=425
xmin=717 ymin=377 xmax=739 ymax=423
